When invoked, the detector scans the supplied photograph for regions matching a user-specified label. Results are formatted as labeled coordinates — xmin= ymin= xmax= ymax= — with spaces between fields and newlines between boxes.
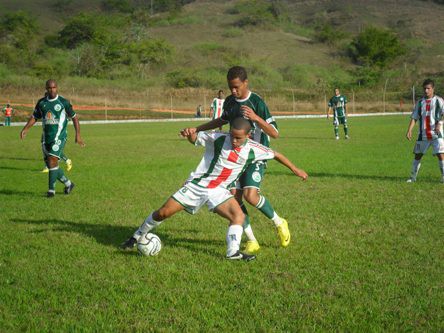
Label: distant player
xmin=20 ymin=79 xmax=85 ymax=197
xmin=121 ymin=117 xmax=308 ymax=261
xmin=2 ymin=103 xmax=14 ymax=126
xmin=406 ymin=79 xmax=444 ymax=183
xmin=328 ymin=88 xmax=349 ymax=140
xmin=210 ymin=90 xmax=225 ymax=130
xmin=181 ymin=66 xmax=291 ymax=255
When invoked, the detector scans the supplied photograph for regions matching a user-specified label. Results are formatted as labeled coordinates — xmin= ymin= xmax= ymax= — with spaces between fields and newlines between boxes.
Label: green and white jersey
xmin=210 ymin=98 xmax=224 ymax=120
xmin=221 ymin=91 xmax=277 ymax=147
xmin=33 ymin=94 xmax=76 ymax=144
xmin=189 ymin=132 xmax=275 ymax=189
xmin=411 ymin=95 xmax=444 ymax=141
xmin=328 ymin=95 xmax=347 ymax=118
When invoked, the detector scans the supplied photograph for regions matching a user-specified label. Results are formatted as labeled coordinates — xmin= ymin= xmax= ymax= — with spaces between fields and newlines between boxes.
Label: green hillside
xmin=1 ymin=0 xmax=443 ymax=105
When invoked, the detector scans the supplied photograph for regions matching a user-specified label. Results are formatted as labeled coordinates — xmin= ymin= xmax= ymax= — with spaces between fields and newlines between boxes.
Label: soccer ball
xmin=137 ymin=233 xmax=162 ymax=256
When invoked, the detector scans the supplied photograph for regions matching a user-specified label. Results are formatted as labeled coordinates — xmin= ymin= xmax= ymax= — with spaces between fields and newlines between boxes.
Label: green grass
xmin=0 ymin=116 xmax=443 ymax=331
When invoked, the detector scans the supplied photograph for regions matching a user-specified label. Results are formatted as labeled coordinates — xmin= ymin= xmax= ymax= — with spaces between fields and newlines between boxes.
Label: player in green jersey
xmin=328 ymin=88 xmax=349 ymax=140
xmin=181 ymin=66 xmax=291 ymax=254
xmin=20 ymin=79 xmax=85 ymax=197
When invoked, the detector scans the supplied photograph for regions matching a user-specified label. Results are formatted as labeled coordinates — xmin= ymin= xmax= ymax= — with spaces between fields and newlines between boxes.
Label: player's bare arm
xmin=406 ymin=119 xmax=416 ymax=140
xmin=240 ymin=105 xmax=279 ymax=139
xmin=180 ymin=118 xmax=227 ymax=137
xmin=186 ymin=131 xmax=198 ymax=144
xmin=72 ymin=117 xmax=85 ymax=147
xmin=20 ymin=117 xmax=37 ymax=139
xmin=273 ymin=151 xmax=308 ymax=180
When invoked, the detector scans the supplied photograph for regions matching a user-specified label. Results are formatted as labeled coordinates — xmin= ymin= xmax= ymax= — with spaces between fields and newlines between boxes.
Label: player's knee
xmin=243 ymin=190 xmax=259 ymax=205
xmin=155 ymin=208 xmax=171 ymax=220
xmin=231 ymin=212 xmax=245 ymax=225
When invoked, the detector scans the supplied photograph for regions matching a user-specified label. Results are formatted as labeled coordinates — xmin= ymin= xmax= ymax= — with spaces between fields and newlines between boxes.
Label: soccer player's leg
xmin=60 ymin=152 xmax=72 ymax=171
xmin=242 ymin=163 xmax=290 ymax=248
xmin=45 ymin=142 xmax=73 ymax=197
xmin=432 ymin=139 xmax=444 ymax=182
xmin=213 ymin=196 xmax=255 ymax=261
xmin=333 ymin=118 xmax=339 ymax=139
xmin=342 ymin=117 xmax=349 ymax=139
xmin=408 ymin=141 xmax=428 ymax=182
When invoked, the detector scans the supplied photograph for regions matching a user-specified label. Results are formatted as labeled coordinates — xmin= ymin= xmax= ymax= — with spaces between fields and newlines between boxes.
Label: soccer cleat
xmin=277 ymin=219 xmax=291 ymax=247
xmin=335 ymin=136 xmax=339 ymax=140
xmin=406 ymin=178 xmax=416 ymax=183
xmin=47 ymin=191 xmax=55 ymax=198
xmin=244 ymin=240 xmax=260 ymax=254
xmin=345 ymin=135 xmax=350 ymax=139
xmin=41 ymin=167 xmax=49 ymax=173
xmin=226 ymin=251 xmax=256 ymax=261
xmin=120 ymin=237 xmax=137 ymax=251
xmin=66 ymin=159 xmax=72 ymax=172
xmin=64 ymin=182 xmax=75 ymax=194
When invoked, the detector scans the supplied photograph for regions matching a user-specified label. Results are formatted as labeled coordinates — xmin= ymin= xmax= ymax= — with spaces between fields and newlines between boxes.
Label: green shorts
xmin=42 ymin=139 xmax=66 ymax=159
xmin=229 ymin=162 xmax=265 ymax=190
xmin=333 ymin=116 xmax=347 ymax=126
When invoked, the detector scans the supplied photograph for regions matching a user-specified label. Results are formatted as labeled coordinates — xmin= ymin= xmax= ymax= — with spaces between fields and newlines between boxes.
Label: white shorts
xmin=413 ymin=138 xmax=444 ymax=155
xmin=172 ymin=182 xmax=233 ymax=214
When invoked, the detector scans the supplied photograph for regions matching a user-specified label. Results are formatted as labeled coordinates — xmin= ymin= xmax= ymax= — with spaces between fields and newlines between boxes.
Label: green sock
xmin=255 ymin=195 xmax=275 ymax=219
xmin=344 ymin=126 xmax=349 ymax=136
xmin=334 ymin=126 xmax=339 ymax=137
xmin=57 ymin=168 xmax=70 ymax=186
xmin=48 ymin=167 xmax=59 ymax=192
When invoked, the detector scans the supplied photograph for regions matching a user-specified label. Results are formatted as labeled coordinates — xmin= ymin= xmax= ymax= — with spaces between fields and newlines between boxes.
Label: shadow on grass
xmin=0 ymin=156 xmax=39 ymax=161
xmin=0 ymin=165 xmax=41 ymax=171
xmin=10 ymin=218 xmax=224 ymax=259
xmin=0 ymin=189 xmax=37 ymax=197
xmin=266 ymin=171 xmax=415 ymax=182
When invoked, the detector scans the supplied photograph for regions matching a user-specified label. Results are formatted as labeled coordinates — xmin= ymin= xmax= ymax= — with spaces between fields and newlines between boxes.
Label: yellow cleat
xmin=41 ymin=167 xmax=49 ymax=173
xmin=277 ymin=219 xmax=291 ymax=247
xmin=66 ymin=159 xmax=72 ymax=172
xmin=244 ymin=240 xmax=260 ymax=254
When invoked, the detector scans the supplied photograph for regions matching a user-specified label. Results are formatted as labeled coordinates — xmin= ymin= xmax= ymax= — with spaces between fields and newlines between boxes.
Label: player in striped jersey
xmin=181 ymin=66 xmax=291 ymax=255
xmin=406 ymin=79 xmax=444 ymax=183
xmin=210 ymin=90 xmax=224 ymax=130
xmin=121 ymin=117 xmax=308 ymax=261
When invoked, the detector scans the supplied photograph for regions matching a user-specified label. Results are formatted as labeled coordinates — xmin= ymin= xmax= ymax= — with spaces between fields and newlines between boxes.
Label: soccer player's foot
xmin=345 ymin=135 xmax=349 ymax=139
xmin=64 ymin=182 xmax=75 ymax=194
xmin=120 ymin=237 xmax=137 ymax=251
xmin=47 ymin=191 xmax=55 ymax=198
xmin=406 ymin=178 xmax=416 ymax=183
xmin=244 ymin=240 xmax=260 ymax=254
xmin=277 ymin=219 xmax=291 ymax=247
xmin=335 ymin=136 xmax=339 ymax=140
xmin=41 ymin=167 xmax=49 ymax=173
xmin=66 ymin=159 xmax=72 ymax=172
xmin=226 ymin=251 xmax=256 ymax=261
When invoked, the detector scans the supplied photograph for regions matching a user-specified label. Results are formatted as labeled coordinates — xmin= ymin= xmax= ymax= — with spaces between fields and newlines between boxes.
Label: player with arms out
xmin=327 ymin=88 xmax=349 ymax=140
xmin=121 ymin=117 xmax=308 ymax=261
xmin=406 ymin=79 xmax=444 ymax=183
xmin=181 ymin=66 xmax=292 ymax=255
xmin=20 ymin=79 xmax=85 ymax=197
xmin=210 ymin=90 xmax=225 ymax=130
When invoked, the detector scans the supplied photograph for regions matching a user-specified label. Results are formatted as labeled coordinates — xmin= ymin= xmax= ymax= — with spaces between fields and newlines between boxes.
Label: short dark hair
xmin=231 ymin=117 xmax=251 ymax=133
xmin=218 ymin=89 xmax=224 ymax=94
xmin=423 ymin=79 xmax=435 ymax=88
xmin=45 ymin=79 xmax=57 ymax=87
xmin=227 ymin=66 xmax=248 ymax=81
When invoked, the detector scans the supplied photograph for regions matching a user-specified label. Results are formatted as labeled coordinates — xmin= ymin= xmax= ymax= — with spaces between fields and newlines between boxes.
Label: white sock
xmin=411 ymin=159 xmax=421 ymax=180
xmin=64 ymin=180 xmax=71 ymax=187
xmin=243 ymin=224 xmax=256 ymax=242
xmin=226 ymin=224 xmax=243 ymax=257
xmin=133 ymin=213 xmax=162 ymax=240
xmin=271 ymin=212 xmax=283 ymax=227
xmin=438 ymin=160 xmax=444 ymax=176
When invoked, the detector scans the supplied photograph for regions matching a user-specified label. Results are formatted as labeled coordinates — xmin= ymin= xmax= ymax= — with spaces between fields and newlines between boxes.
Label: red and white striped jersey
xmin=210 ymin=98 xmax=224 ymax=120
xmin=189 ymin=132 xmax=275 ymax=189
xmin=411 ymin=95 xmax=444 ymax=141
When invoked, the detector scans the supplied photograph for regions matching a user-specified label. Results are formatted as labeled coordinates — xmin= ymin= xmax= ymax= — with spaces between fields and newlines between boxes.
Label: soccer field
xmin=0 ymin=116 xmax=442 ymax=331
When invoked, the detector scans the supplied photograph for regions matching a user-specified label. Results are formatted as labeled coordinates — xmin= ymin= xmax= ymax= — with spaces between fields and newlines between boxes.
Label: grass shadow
xmin=0 ymin=166 xmax=41 ymax=171
xmin=0 ymin=189 xmax=37 ymax=197
xmin=266 ymin=171 xmax=414 ymax=182
xmin=10 ymin=218 xmax=224 ymax=258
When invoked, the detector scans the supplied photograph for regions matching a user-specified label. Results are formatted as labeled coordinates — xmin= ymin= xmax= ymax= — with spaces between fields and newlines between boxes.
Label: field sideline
xmin=0 ymin=116 xmax=442 ymax=331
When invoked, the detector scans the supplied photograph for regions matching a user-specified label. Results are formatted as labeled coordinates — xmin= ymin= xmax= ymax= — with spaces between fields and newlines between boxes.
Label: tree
xmin=348 ymin=27 xmax=405 ymax=68
xmin=58 ymin=14 xmax=96 ymax=49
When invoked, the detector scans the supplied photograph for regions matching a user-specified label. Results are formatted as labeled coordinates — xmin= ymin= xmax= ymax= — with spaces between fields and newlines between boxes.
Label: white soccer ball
xmin=137 ymin=233 xmax=162 ymax=256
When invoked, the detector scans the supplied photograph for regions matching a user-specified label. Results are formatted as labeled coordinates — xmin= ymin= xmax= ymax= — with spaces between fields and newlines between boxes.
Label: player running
xmin=20 ymin=79 xmax=85 ymax=197
xmin=406 ymin=79 xmax=444 ymax=183
xmin=180 ymin=66 xmax=291 ymax=255
xmin=327 ymin=88 xmax=349 ymax=140
xmin=121 ymin=117 xmax=307 ymax=261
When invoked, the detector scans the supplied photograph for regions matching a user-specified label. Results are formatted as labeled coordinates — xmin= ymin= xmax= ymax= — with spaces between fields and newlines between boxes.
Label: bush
xmin=348 ymin=27 xmax=405 ymax=68
xmin=58 ymin=14 xmax=97 ymax=49
xmin=314 ymin=23 xmax=346 ymax=45
xmin=229 ymin=0 xmax=282 ymax=27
